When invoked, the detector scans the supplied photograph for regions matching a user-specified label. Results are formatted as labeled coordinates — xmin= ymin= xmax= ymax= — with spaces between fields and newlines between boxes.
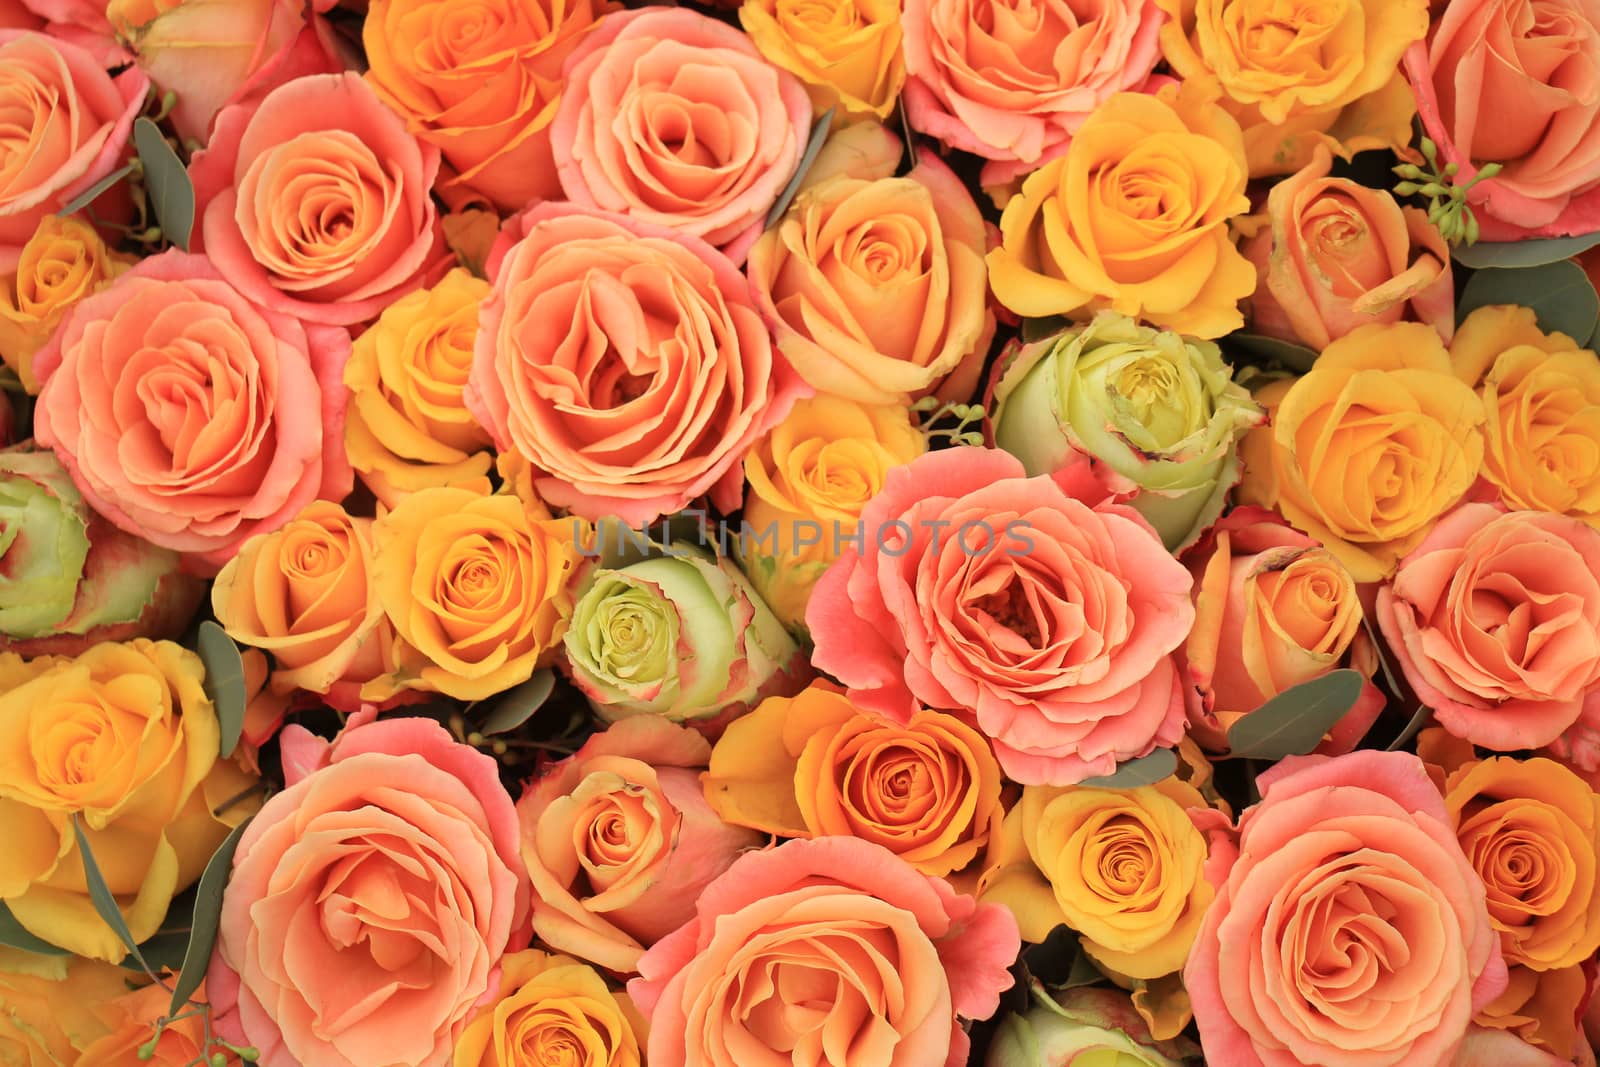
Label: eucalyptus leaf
xmin=196 ymin=621 xmax=246 ymax=758
xmin=71 ymin=816 xmax=148 ymax=972
xmin=133 ymin=117 xmax=194 ymax=251
xmin=763 ymin=107 xmax=836 ymax=230
xmin=1457 ymin=261 xmax=1600 ymax=347
xmin=169 ymin=817 xmax=251 ymax=1014
xmin=1225 ymin=669 xmax=1366 ymax=760
xmin=1386 ymin=704 xmax=1435 ymax=753
xmin=1451 ymin=231 xmax=1600 ymax=270
xmin=56 ymin=162 xmax=135 ymax=218
xmin=1221 ymin=332 xmax=1320 ymax=374
xmin=0 ymin=902 xmax=67 ymax=956
xmin=1080 ymin=747 xmax=1178 ymax=789
xmin=478 ymin=670 xmax=556 ymax=736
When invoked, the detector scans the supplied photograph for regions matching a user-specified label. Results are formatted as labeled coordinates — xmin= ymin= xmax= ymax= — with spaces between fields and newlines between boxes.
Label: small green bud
xmin=210 ymin=1053 xmax=228 ymax=1067
xmin=1394 ymin=181 xmax=1420 ymax=196
xmin=137 ymin=1036 xmax=158 ymax=1060
xmin=1392 ymin=163 xmax=1424 ymax=180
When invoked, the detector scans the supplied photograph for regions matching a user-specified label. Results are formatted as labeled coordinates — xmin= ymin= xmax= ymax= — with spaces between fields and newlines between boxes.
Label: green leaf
xmin=478 ymin=669 xmax=555 ymax=736
xmin=133 ymin=117 xmax=194 ymax=251
xmin=1222 ymin=332 xmax=1320 ymax=374
xmin=0 ymin=902 xmax=68 ymax=956
xmin=1457 ymin=260 xmax=1600 ymax=347
xmin=1386 ymin=704 xmax=1435 ymax=753
xmin=763 ymin=107 xmax=836 ymax=230
xmin=1226 ymin=669 xmax=1366 ymax=760
xmin=168 ymin=817 xmax=251 ymax=1015
xmin=1080 ymin=747 xmax=1178 ymax=789
xmin=196 ymin=621 xmax=246 ymax=758
xmin=1450 ymin=231 xmax=1600 ymax=270
xmin=56 ymin=162 xmax=136 ymax=218
xmin=71 ymin=816 xmax=148 ymax=972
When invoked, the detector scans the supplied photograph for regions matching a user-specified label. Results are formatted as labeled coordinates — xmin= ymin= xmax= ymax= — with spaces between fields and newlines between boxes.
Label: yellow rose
xmin=1449 ymin=304 xmax=1600 ymax=526
xmin=739 ymin=0 xmax=905 ymax=119
xmin=344 ymin=268 xmax=497 ymax=507
xmin=1237 ymin=321 xmax=1486 ymax=582
xmin=1154 ymin=0 xmax=1428 ymax=176
xmin=987 ymin=82 xmax=1255 ymax=338
xmin=365 ymin=485 xmax=583 ymax=701
xmin=0 ymin=956 xmax=125 ymax=1066
xmin=0 ymin=216 xmax=130 ymax=393
xmin=738 ymin=394 xmax=925 ymax=630
xmin=0 ymin=641 xmax=254 ymax=961
xmin=454 ymin=950 xmax=646 ymax=1067
xmin=703 ymin=682 xmax=1005 ymax=877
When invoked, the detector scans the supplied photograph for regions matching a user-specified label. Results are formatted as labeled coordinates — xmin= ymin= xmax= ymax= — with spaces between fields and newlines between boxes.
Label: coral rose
xmin=0 ymin=214 xmax=130 ymax=393
xmin=31 ymin=251 xmax=352 ymax=574
xmin=0 ymin=31 xmax=145 ymax=272
xmin=465 ymin=204 xmax=806 ymax=526
xmin=206 ymin=712 xmax=530 ymax=1067
xmin=1378 ymin=504 xmax=1600 ymax=752
xmin=740 ymin=0 xmax=904 ymax=120
xmin=517 ymin=717 xmax=763 ymax=974
xmin=628 ymin=836 xmax=1020 ymax=1067
xmin=189 ymin=72 xmax=444 ymax=326
xmin=986 ymin=82 xmax=1254 ymax=339
xmin=454 ymin=949 xmax=646 ymax=1067
xmin=806 ymin=447 xmax=1195 ymax=786
xmin=1184 ymin=751 xmax=1507 ymax=1067
xmin=549 ymin=8 xmax=812 ymax=263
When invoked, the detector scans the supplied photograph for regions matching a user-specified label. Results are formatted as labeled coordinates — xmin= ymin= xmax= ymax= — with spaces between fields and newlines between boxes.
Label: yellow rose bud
xmin=453 ymin=949 xmax=646 ymax=1067
xmin=739 ymin=0 xmax=905 ymax=120
xmin=0 ymin=216 xmax=130 ymax=393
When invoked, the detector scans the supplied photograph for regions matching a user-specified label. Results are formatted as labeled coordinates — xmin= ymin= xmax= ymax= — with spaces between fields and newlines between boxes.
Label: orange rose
xmin=1476 ymin=963 xmax=1596 ymax=1063
xmin=0 ymin=214 xmax=130 ymax=392
xmin=75 ymin=978 xmax=243 ymax=1066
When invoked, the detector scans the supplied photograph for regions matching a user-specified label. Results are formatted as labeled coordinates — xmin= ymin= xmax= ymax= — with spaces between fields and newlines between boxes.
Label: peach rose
xmin=1475 ymin=963 xmax=1597 ymax=1062
xmin=806 ymin=447 xmax=1195 ymax=786
xmin=206 ymin=712 xmax=530 ymax=1067
xmin=1242 ymin=144 xmax=1455 ymax=352
xmin=31 ymin=251 xmax=351 ymax=574
xmin=549 ymin=8 xmax=812 ymax=263
xmin=1405 ymin=0 xmax=1600 ymax=239
xmin=628 ymin=836 xmax=1020 ymax=1067
xmin=465 ymin=204 xmax=806 ymax=526
xmin=517 ymin=717 xmax=763 ymax=974
xmin=1379 ymin=504 xmax=1600 ymax=752
xmin=189 ymin=72 xmax=444 ymax=326
xmin=1185 ymin=751 xmax=1507 ymax=1067
xmin=0 ymin=214 xmax=131 ymax=393
xmin=901 ymin=0 xmax=1164 ymax=188
xmin=0 ymin=31 xmax=145 ymax=271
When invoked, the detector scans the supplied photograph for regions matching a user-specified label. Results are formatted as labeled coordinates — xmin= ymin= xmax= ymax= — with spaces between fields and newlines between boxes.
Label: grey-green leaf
xmin=196 ymin=621 xmax=246 ymax=758
xmin=1457 ymin=260 xmax=1600 ymax=348
xmin=764 ymin=107 xmax=836 ymax=230
xmin=478 ymin=669 xmax=556 ymax=736
xmin=56 ymin=162 xmax=136 ymax=219
xmin=168 ymin=817 xmax=251 ymax=1014
xmin=1451 ymin=231 xmax=1600 ymax=270
xmin=71 ymin=816 xmax=148 ymax=972
xmin=0 ymin=902 xmax=68 ymax=956
xmin=133 ymin=117 xmax=194 ymax=251
xmin=1080 ymin=747 xmax=1178 ymax=789
xmin=1386 ymin=704 xmax=1435 ymax=753
xmin=1222 ymin=332 xmax=1320 ymax=374
xmin=1226 ymin=669 xmax=1366 ymax=760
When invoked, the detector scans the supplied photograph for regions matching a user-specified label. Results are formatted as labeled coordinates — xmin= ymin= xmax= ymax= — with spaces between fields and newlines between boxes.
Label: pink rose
xmin=189 ymin=71 xmax=445 ymax=325
xmin=1377 ymin=504 xmax=1600 ymax=752
xmin=550 ymin=7 xmax=812 ymax=264
xmin=806 ymin=446 xmax=1195 ymax=786
xmin=628 ymin=836 xmax=1020 ymax=1067
xmin=31 ymin=251 xmax=351 ymax=575
xmin=1185 ymin=751 xmax=1507 ymax=1067
xmin=0 ymin=31 xmax=145 ymax=271
xmin=206 ymin=711 xmax=530 ymax=1067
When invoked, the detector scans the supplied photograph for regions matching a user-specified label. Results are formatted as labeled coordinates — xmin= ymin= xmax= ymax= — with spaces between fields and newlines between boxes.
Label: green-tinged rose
xmin=992 ymin=312 xmax=1263 ymax=550
xmin=0 ymin=448 xmax=202 ymax=654
xmin=986 ymin=984 xmax=1197 ymax=1067
xmin=564 ymin=549 xmax=809 ymax=723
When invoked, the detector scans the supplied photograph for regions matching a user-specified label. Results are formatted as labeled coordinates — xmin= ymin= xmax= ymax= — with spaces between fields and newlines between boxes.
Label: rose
xmin=1236 ymin=321 xmax=1487 ymax=582
xmin=1476 ymin=963 xmax=1596 ymax=1062
xmin=76 ymin=979 xmax=242 ymax=1066
xmin=738 ymin=393 xmax=926 ymax=630
xmin=1241 ymin=144 xmax=1456 ymax=351
xmin=0 ymin=214 xmax=130 ymax=392
xmin=703 ymin=681 xmax=1006 ymax=876
xmin=0 ymin=957 xmax=126 ymax=1064
xmin=1182 ymin=508 xmax=1385 ymax=753
xmin=991 ymin=312 xmax=1263 ymax=551
xmin=517 ymin=717 xmax=764 ymax=974
xmin=212 ymin=500 xmax=394 ymax=709
xmin=465 ymin=204 xmax=807 ymax=526
xmin=807 ymin=447 xmax=1195 ymax=786
xmin=986 ymin=83 xmax=1255 ymax=339
xmin=1155 ymin=0 xmax=1427 ymax=176
xmin=563 ymin=549 xmax=807 ymax=723
xmin=739 ymin=0 xmax=904 ymax=120
xmin=31 ymin=251 xmax=352 ymax=574
xmin=0 ymin=32 xmax=145 ymax=271
xmin=628 ymin=836 xmax=1021 ymax=1067
xmin=206 ymin=712 xmax=530 ymax=1067
xmin=343 ymin=267 xmax=496 ymax=506
xmin=189 ymin=71 xmax=444 ymax=326
xmin=901 ymin=0 xmax=1164 ymax=189
xmin=985 ymin=986 xmax=1197 ymax=1067
xmin=1404 ymin=0 xmax=1600 ymax=240
xmin=0 ymin=640 xmax=253 ymax=961
xmin=1454 ymin=1024 xmax=1594 ymax=1067
xmin=747 ymin=125 xmax=994 ymax=405
xmin=364 ymin=485 xmax=583 ymax=703
xmin=363 ymin=0 xmax=614 ymax=211
xmin=1184 ymin=750 xmax=1507 ymax=1067
xmin=454 ymin=950 xmax=646 ymax=1067
xmin=549 ymin=8 xmax=812 ymax=263
xmin=1377 ymin=504 xmax=1600 ymax=752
